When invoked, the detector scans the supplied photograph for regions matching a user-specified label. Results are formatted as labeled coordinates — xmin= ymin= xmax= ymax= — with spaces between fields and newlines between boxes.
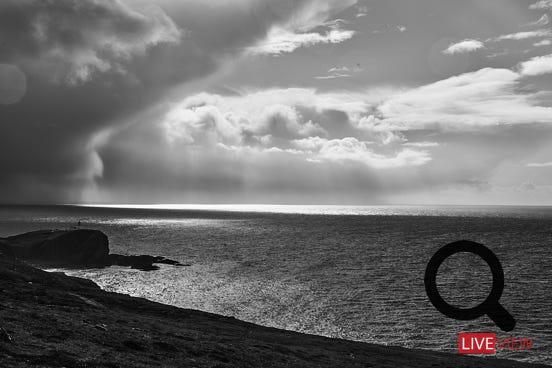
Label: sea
xmin=0 ymin=204 xmax=550 ymax=365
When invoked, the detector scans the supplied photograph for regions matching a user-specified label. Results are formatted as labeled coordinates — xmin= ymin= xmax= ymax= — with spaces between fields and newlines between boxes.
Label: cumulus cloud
xmin=443 ymin=39 xmax=485 ymax=54
xmin=160 ymin=88 xmax=424 ymax=169
xmin=519 ymin=54 xmax=552 ymax=76
xmin=164 ymin=96 xmax=327 ymax=147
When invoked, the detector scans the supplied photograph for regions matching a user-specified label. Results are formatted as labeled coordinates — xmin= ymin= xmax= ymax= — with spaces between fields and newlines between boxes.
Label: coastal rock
xmin=107 ymin=254 xmax=183 ymax=271
xmin=1 ymin=229 xmax=184 ymax=271
xmin=2 ymin=229 xmax=109 ymax=267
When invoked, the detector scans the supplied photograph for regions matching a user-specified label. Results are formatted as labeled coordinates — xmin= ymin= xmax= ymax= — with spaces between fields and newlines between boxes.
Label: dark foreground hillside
xmin=0 ymin=258 xmax=548 ymax=367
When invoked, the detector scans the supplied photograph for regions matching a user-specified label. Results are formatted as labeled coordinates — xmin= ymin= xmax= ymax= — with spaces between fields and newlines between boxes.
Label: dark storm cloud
xmin=0 ymin=0 xmax=184 ymax=86
xmin=0 ymin=0 xmax=349 ymax=203
xmin=0 ymin=0 xmax=179 ymax=202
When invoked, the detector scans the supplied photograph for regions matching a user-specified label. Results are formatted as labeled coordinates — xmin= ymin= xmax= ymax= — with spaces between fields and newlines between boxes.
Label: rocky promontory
xmin=0 ymin=229 xmax=182 ymax=271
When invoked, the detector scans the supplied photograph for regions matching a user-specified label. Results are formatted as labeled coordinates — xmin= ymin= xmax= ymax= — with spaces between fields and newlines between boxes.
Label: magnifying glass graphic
xmin=424 ymin=240 xmax=516 ymax=332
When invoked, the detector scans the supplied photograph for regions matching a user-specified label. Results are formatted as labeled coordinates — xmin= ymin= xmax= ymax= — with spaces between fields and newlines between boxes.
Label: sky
xmin=0 ymin=0 xmax=552 ymax=205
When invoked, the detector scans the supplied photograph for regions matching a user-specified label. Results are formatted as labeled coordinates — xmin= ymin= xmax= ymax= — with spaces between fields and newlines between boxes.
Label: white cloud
xmin=169 ymin=88 xmax=370 ymax=122
xmin=534 ymin=39 xmax=552 ymax=47
xmin=403 ymin=141 xmax=440 ymax=147
xmin=248 ymin=26 xmax=354 ymax=55
xmin=366 ymin=67 xmax=552 ymax=130
xmin=292 ymin=137 xmax=431 ymax=168
xmin=247 ymin=0 xmax=356 ymax=55
xmin=519 ymin=54 xmax=552 ymax=76
xmin=443 ymin=39 xmax=484 ymax=54
xmin=529 ymin=0 xmax=552 ymax=9
xmin=161 ymin=88 xmax=432 ymax=169
xmin=527 ymin=161 xmax=552 ymax=167
xmin=163 ymin=89 xmax=342 ymax=146
xmin=494 ymin=29 xmax=552 ymax=41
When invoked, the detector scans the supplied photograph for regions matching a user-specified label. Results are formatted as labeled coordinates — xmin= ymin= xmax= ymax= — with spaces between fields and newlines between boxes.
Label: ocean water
xmin=0 ymin=205 xmax=551 ymax=364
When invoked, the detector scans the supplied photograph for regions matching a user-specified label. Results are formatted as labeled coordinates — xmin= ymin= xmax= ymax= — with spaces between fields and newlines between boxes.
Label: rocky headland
xmin=0 ymin=229 xmax=182 ymax=271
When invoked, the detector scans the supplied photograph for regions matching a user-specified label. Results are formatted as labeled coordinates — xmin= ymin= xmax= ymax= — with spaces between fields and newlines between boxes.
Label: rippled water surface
xmin=1 ymin=205 xmax=551 ymax=364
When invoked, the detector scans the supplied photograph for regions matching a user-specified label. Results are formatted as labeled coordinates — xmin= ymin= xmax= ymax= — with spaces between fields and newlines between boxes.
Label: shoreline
xmin=0 ymin=257 xmax=549 ymax=367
